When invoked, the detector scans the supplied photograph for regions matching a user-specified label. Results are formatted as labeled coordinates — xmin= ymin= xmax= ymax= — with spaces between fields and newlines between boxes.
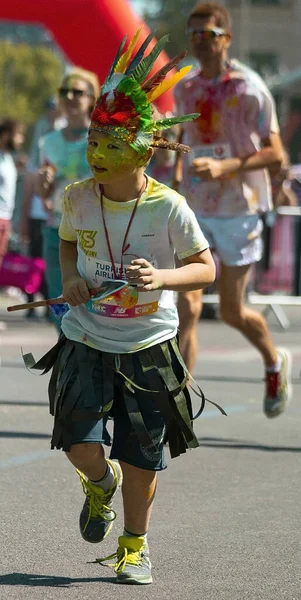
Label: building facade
xmin=224 ymin=0 xmax=301 ymax=76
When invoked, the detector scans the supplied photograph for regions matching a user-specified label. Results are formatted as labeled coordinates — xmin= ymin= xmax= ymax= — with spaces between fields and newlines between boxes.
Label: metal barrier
xmin=202 ymin=207 xmax=301 ymax=329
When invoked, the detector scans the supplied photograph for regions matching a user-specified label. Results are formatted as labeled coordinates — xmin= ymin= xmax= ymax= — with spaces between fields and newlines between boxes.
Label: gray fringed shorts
xmin=23 ymin=335 xmax=206 ymax=471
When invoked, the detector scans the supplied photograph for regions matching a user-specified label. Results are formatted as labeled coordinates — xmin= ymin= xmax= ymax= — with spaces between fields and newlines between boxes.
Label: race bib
xmin=85 ymin=257 xmax=159 ymax=318
xmin=190 ymin=143 xmax=232 ymax=162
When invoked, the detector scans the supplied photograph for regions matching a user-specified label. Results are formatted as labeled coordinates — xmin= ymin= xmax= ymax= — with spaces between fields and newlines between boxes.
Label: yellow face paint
xmin=86 ymin=129 xmax=142 ymax=183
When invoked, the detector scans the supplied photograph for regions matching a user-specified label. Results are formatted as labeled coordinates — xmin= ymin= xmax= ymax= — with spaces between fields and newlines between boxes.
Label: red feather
xmin=142 ymin=51 xmax=187 ymax=93
xmin=91 ymin=91 xmax=140 ymax=128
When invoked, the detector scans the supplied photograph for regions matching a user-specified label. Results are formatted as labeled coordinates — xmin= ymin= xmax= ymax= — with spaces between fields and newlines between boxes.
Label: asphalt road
xmin=0 ymin=300 xmax=301 ymax=600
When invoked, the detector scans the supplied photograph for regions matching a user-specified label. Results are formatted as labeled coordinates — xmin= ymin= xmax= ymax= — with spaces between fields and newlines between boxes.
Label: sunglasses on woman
xmin=58 ymin=88 xmax=90 ymax=99
xmin=187 ymin=28 xmax=226 ymax=41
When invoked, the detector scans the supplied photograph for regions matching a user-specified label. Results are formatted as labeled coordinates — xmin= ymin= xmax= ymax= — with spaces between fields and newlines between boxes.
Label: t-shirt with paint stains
xmin=58 ymin=176 xmax=209 ymax=353
xmin=174 ymin=60 xmax=279 ymax=217
xmin=39 ymin=128 xmax=91 ymax=228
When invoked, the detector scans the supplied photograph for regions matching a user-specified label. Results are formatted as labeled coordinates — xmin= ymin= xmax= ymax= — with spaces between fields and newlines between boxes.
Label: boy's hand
xmin=62 ymin=275 xmax=91 ymax=306
xmin=126 ymin=259 xmax=162 ymax=292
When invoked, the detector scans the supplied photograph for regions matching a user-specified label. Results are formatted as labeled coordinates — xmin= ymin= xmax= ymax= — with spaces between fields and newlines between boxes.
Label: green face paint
xmin=86 ymin=129 xmax=143 ymax=184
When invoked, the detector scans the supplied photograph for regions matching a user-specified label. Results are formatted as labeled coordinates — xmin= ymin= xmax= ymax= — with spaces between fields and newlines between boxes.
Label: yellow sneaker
xmin=77 ymin=459 xmax=122 ymax=543
xmin=94 ymin=535 xmax=152 ymax=585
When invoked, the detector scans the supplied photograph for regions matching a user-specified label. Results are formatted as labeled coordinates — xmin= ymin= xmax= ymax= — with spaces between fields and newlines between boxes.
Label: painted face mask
xmin=86 ymin=129 xmax=142 ymax=183
xmin=88 ymin=28 xmax=200 ymax=155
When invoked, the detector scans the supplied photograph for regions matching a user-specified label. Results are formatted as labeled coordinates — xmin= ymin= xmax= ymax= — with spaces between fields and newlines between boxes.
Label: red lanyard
xmin=99 ymin=177 xmax=146 ymax=279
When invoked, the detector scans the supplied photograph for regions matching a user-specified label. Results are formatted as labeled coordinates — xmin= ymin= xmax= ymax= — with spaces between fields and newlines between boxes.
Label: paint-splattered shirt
xmin=174 ymin=60 xmax=279 ymax=217
xmin=59 ymin=176 xmax=208 ymax=353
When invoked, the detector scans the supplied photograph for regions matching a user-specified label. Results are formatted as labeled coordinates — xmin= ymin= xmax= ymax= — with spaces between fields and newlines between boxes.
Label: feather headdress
xmin=89 ymin=29 xmax=199 ymax=154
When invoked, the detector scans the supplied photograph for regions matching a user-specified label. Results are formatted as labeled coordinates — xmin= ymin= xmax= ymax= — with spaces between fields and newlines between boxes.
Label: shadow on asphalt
xmin=198 ymin=437 xmax=301 ymax=452
xmin=0 ymin=401 xmax=48 ymax=407
xmin=0 ymin=572 xmax=116 ymax=587
xmin=0 ymin=431 xmax=50 ymax=439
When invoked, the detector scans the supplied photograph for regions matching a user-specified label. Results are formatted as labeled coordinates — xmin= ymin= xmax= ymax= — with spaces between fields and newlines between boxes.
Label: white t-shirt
xmin=0 ymin=152 xmax=17 ymax=220
xmin=59 ymin=176 xmax=209 ymax=353
xmin=174 ymin=60 xmax=279 ymax=217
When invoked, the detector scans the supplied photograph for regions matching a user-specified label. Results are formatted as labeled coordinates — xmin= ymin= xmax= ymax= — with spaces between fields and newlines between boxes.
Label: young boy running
xmin=26 ymin=30 xmax=218 ymax=584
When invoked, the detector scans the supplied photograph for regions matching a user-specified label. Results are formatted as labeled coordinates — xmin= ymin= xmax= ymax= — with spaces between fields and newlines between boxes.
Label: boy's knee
xmin=67 ymin=442 xmax=102 ymax=462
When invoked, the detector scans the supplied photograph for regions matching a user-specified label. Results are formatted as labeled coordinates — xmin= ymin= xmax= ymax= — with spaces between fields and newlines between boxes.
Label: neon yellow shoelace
xmin=94 ymin=547 xmax=142 ymax=574
xmin=77 ymin=470 xmax=117 ymax=531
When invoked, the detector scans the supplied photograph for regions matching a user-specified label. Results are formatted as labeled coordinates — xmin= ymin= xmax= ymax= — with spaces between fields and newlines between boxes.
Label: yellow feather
xmin=115 ymin=28 xmax=143 ymax=74
xmin=146 ymin=65 xmax=192 ymax=103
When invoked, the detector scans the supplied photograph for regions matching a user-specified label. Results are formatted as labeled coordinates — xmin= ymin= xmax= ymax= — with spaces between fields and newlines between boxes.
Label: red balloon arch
xmin=0 ymin=0 xmax=174 ymax=113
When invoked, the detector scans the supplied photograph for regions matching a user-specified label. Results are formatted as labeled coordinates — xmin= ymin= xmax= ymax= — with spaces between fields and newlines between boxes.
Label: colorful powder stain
xmin=195 ymin=96 xmax=221 ymax=143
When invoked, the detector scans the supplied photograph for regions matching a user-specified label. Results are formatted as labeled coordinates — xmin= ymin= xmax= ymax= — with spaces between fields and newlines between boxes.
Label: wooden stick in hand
xmin=6 ymin=287 xmax=105 ymax=313
xmin=7 ymin=297 xmax=67 ymax=312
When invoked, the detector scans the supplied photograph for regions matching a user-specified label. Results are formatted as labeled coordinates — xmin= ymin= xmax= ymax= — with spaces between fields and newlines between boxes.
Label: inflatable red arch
xmin=0 ymin=0 xmax=174 ymax=113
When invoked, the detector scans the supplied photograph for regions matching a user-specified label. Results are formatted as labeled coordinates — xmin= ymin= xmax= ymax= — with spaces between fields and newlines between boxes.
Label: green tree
xmin=0 ymin=42 xmax=63 ymax=126
xmin=144 ymin=0 xmax=196 ymax=58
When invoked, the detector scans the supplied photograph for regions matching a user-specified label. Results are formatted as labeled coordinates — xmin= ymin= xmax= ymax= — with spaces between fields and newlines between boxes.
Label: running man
xmin=174 ymin=2 xmax=292 ymax=417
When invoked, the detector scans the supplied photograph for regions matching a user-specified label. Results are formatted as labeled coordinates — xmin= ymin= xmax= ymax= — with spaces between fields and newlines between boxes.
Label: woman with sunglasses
xmin=174 ymin=2 xmax=292 ymax=418
xmin=38 ymin=68 xmax=99 ymax=330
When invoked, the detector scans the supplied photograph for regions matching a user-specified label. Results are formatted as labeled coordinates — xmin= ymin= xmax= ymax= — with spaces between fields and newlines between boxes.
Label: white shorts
xmin=197 ymin=214 xmax=263 ymax=267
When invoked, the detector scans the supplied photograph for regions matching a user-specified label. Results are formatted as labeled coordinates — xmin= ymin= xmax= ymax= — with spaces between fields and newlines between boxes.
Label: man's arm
xmin=190 ymin=132 xmax=285 ymax=180
xmin=223 ymin=132 xmax=284 ymax=174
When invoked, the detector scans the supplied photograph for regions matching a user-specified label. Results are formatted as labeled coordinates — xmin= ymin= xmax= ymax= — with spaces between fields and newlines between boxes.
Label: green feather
xmin=125 ymin=32 xmax=153 ymax=76
xmin=102 ymin=36 xmax=127 ymax=89
xmin=130 ymin=35 xmax=170 ymax=84
xmin=130 ymin=132 xmax=153 ymax=154
xmin=117 ymin=77 xmax=152 ymax=126
xmin=148 ymin=113 xmax=200 ymax=132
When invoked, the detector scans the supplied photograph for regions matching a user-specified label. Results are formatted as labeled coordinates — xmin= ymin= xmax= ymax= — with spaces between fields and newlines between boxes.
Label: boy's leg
xmin=96 ymin=364 xmax=167 ymax=585
xmin=99 ymin=461 xmax=156 ymax=585
xmin=219 ymin=263 xmax=292 ymax=417
xmin=120 ymin=461 xmax=157 ymax=535
xmin=66 ymin=442 xmax=123 ymax=543
xmin=66 ymin=441 xmax=107 ymax=480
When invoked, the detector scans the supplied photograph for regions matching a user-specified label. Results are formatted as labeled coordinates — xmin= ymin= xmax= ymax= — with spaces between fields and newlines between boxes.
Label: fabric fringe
xmin=22 ymin=335 xmax=226 ymax=457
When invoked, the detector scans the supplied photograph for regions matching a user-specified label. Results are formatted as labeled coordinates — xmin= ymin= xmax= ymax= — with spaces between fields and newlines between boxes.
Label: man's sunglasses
xmin=58 ymin=88 xmax=90 ymax=99
xmin=187 ymin=28 xmax=226 ymax=41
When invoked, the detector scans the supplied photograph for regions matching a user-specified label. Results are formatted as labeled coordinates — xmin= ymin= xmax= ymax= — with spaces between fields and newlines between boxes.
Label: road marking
xmin=0 ymin=450 xmax=54 ymax=470
xmin=201 ymin=405 xmax=249 ymax=418
xmin=0 ymin=406 xmax=251 ymax=471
